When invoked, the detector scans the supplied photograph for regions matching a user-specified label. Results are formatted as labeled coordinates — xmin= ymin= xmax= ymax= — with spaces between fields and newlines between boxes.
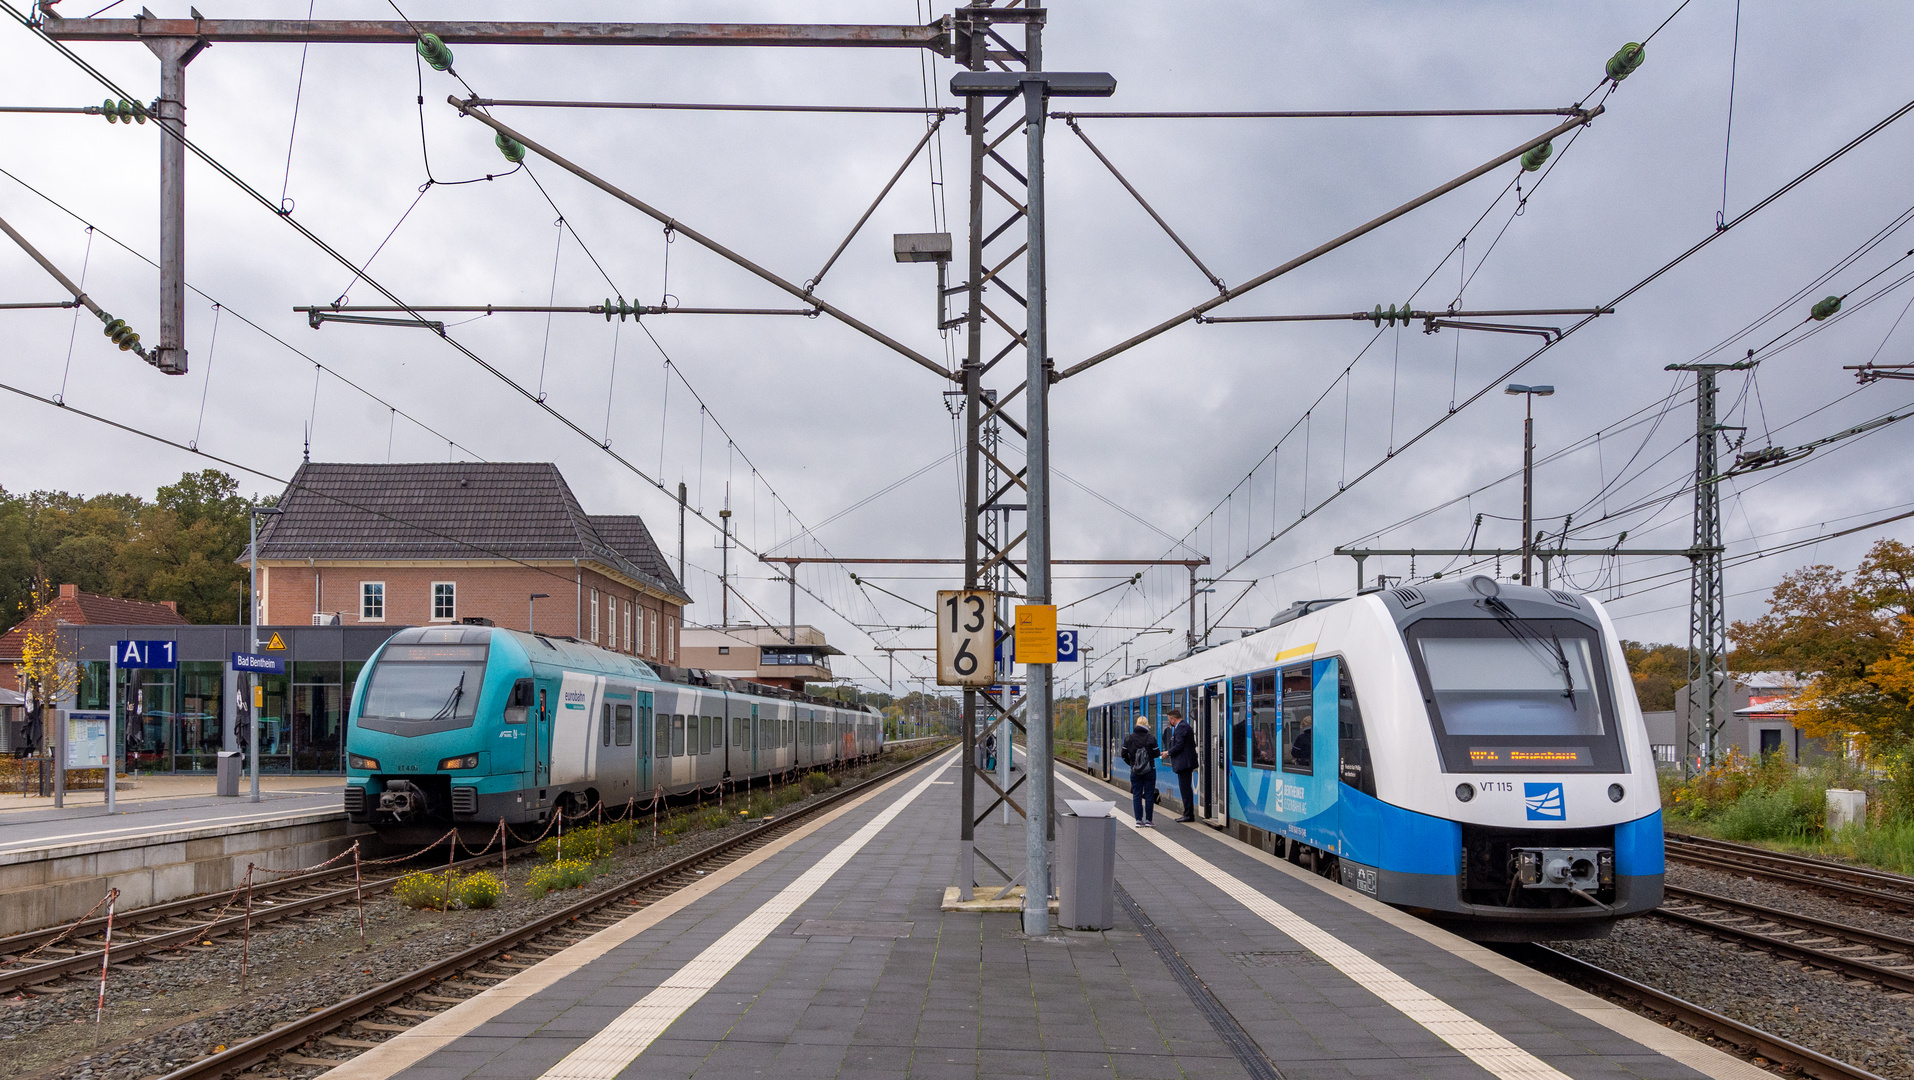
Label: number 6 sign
xmin=936 ymin=590 xmax=996 ymax=686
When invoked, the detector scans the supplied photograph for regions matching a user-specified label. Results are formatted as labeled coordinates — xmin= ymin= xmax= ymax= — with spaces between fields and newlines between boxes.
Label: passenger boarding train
xmin=1088 ymin=575 xmax=1663 ymax=940
xmin=342 ymin=626 xmax=883 ymax=842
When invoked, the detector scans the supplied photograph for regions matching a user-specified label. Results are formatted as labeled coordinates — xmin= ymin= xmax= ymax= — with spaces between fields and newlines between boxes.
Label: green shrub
xmin=460 ymin=870 xmax=503 ymax=909
xmin=536 ymin=821 xmax=637 ymax=863
xmin=1715 ymin=783 xmax=1823 ymax=842
xmin=802 ymin=771 xmax=836 ymax=795
xmin=1831 ymin=817 xmax=1914 ymax=875
xmin=393 ymin=870 xmax=458 ymax=910
xmin=526 ymin=858 xmax=598 ymax=898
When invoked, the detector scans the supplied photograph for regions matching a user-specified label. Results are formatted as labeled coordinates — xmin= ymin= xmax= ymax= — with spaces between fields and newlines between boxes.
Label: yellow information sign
xmin=264 ymin=632 xmax=288 ymax=651
xmin=1014 ymin=604 xmax=1058 ymax=664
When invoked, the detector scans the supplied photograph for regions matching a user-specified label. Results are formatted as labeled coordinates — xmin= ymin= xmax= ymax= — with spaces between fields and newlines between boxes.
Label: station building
xmin=2 ymin=462 xmax=689 ymax=776
xmin=679 ymin=623 xmax=840 ymax=692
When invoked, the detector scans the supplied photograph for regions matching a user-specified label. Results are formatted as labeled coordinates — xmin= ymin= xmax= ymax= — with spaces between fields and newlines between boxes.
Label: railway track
xmin=0 ymin=845 xmax=510 ymax=996
xmin=1655 ymin=884 xmax=1914 ymax=993
xmin=140 ymin=743 xmax=951 ymax=1080
xmin=1665 ymin=833 xmax=1914 ymax=915
xmin=1515 ymin=944 xmax=1889 ymax=1080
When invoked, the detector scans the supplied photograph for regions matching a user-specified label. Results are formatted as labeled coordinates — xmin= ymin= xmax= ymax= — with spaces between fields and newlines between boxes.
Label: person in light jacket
xmin=1121 ymin=716 xmax=1160 ymax=827
xmin=1160 ymin=707 xmax=1199 ymax=823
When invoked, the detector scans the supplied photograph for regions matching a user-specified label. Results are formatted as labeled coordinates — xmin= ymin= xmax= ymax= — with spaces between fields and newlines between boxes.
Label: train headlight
xmin=439 ymin=754 xmax=481 ymax=771
xmin=348 ymin=754 xmax=379 ymax=771
xmin=1607 ymin=783 xmax=1625 ymax=802
xmin=1454 ymin=783 xmax=1475 ymax=802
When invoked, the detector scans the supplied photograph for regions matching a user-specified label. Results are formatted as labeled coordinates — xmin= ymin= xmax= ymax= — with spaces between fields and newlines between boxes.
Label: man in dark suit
xmin=1160 ymin=707 xmax=1199 ymax=822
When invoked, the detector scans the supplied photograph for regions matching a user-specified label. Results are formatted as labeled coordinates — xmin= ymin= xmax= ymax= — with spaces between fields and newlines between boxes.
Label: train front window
xmin=357 ymin=643 xmax=487 ymax=733
xmin=1406 ymin=618 xmax=1624 ymax=773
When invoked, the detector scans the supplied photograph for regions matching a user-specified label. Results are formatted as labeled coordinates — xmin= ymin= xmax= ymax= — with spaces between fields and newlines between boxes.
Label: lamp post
xmin=247 ymin=505 xmax=283 ymax=803
xmin=1504 ymin=384 xmax=1554 ymax=585
xmin=529 ymin=593 xmax=550 ymax=634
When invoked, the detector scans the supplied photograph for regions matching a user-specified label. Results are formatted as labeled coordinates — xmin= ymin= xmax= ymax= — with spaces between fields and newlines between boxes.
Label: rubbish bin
xmin=216 ymin=751 xmax=242 ymax=797
xmin=1057 ymin=798 xmax=1117 ymax=930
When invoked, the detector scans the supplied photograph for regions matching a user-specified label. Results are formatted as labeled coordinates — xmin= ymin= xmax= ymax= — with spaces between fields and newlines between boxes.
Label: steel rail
xmin=1523 ymin=945 xmax=1888 ymax=1080
xmin=1668 ymin=833 xmax=1914 ymax=893
xmin=1655 ymin=888 xmax=1914 ymax=994
xmin=150 ymin=744 xmax=952 ymax=1080
xmin=0 ymin=848 xmax=510 ymax=994
xmin=1664 ymin=836 xmax=1914 ymax=914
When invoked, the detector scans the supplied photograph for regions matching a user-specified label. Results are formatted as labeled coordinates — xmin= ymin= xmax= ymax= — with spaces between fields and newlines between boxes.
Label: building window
xmin=361 ymin=582 xmax=385 ymax=621
xmin=646 ymin=611 xmax=656 ymax=657
xmin=607 ymin=594 xmax=617 ymax=650
xmin=718 ymin=646 xmax=730 ymax=656
xmin=667 ymin=616 xmax=676 ymax=662
xmin=622 ymin=602 xmax=632 ymax=653
xmin=590 ymin=588 xmax=600 ymax=643
xmin=431 ymin=582 xmax=456 ymax=622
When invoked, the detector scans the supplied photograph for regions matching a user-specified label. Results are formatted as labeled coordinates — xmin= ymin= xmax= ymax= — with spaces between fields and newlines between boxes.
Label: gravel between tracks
xmin=3 ymin=747 xmax=940 ymax=1080
xmin=1550 ymin=862 xmax=1914 ymax=1079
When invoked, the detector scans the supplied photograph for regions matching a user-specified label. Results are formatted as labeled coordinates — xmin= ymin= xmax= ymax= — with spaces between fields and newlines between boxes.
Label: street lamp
xmin=247 ymin=504 xmax=283 ymax=803
xmin=529 ymin=593 xmax=550 ymax=634
xmin=1504 ymin=384 xmax=1554 ymax=585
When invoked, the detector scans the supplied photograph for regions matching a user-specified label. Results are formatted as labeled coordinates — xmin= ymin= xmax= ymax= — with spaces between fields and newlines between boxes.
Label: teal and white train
xmin=342 ymin=626 xmax=883 ymax=841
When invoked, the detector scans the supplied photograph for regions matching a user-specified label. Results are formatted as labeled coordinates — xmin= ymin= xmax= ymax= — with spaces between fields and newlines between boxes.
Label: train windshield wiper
xmin=429 ymin=671 xmax=466 ymax=721
xmin=1484 ymin=596 xmax=1577 ymax=704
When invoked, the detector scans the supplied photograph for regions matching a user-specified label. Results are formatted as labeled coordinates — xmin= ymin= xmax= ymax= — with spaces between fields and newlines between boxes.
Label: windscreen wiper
xmin=1485 ymin=596 xmax=1578 ymax=703
xmin=429 ymin=672 xmax=466 ymax=721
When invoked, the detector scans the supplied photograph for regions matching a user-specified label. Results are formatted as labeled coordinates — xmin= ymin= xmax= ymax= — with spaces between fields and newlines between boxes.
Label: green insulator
xmin=1606 ymin=42 xmax=1645 ymax=82
xmin=118 ymin=330 xmax=139 ymax=352
xmin=416 ymin=32 xmax=455 ymax=72
xmin=1521 ymin=140 xmax=1553 ymax=172
xmin=495 ymin=131 xmax=526 ymax=164
xmin=102 ymin=317 xmax=125 ymax=337
xmin=102 ymin=98 xmax=120 ymax=123
xmin=1371 ymin=304 xmax=1384 ymax=327
xmin=1811 ymin=295 xmax=1842 ymax=321
xmin=1399 ymin=302 xmax=1413 ymax=326
xmin=128 ymin=100 xmax=147 ymax=124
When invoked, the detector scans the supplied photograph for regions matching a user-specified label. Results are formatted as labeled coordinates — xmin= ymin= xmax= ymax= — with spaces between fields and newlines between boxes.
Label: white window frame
xmin=607 ymin=594 xmax=617 ymax=650
xmin=360 ymin=581 xmax=385 ymax=622
xmin=590 ymin=588 xmax=600 ymax=643
xmin=667 ymin=615 xmax=677 ymax=662
xmin=647 ymin=611 xmax=657 ymax=658
xmin=623 ymin=602 xmax=632 ymax=653
xmin=430 ymin=581 xmax=456 ymax=622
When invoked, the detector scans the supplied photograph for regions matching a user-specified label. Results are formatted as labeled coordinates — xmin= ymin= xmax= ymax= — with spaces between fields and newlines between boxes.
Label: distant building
xmin=0 ymin=583 xmax=189 ymax=695
xmin=679 ymin=624 xmax=841 ymax=692
xmin=250 ymin=462 xmax=691 ymax=664
xmin=1672 ymin=670 xmax=1838 ymax=765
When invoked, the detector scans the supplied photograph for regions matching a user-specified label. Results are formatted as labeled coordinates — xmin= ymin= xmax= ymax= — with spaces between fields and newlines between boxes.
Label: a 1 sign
xmin=115 ymin=639 xmax=178 ymax=670
xmin=936 ymin=589 xmax=996 ymax=687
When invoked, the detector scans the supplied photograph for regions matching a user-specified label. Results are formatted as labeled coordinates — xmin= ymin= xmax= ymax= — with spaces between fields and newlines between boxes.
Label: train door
xmin=637 ymin=691 xmax=653 ymax=796
xmin=534 ymin=683 xmax=552 ymax=793
xmin=1102 ymin=705 xmax=1114 ymax=780
xmin=1202 ymin=682 xmax=1226 ymax=824
xmin=750 ymin=703 xmax=761 ymax=776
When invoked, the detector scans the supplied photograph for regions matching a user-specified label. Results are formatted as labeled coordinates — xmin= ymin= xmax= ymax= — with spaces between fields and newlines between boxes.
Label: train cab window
xmin=615 ymin=705 xmax=633 ymax=746
xmin=601 ymin=705 xmax=613 ymax=747
xmin=671 ymin=714 xmax=685 ymax=757
xmin=504 ymin=679 xmax=533 ymax=724
xmin=1231 ymin=677 xmax=1249 ymax=765
xmin=1249 ymin=674 xmax=1277 ymax=768
xmin=1281 ymin=665 xmax=1314 ymax=775
xmin=1337 ymin=665 xmax=1374 ymax=796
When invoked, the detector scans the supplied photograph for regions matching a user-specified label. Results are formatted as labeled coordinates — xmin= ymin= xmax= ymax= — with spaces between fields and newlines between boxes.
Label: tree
xmin=1730 ymin=540 xmax=1914 ymax=749
xmin=1620 ymin=640 xmax=1690 ymax=711
xmin=15 ymin=584 xmax=80 ymax=756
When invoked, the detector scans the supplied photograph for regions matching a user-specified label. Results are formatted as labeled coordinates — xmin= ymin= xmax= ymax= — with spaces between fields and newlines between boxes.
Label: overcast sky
xmin=5 ymin=2 xmax=1914 ymax=695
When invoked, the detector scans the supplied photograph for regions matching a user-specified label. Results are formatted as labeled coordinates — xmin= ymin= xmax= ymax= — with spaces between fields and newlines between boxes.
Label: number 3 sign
xmin=936 ymin=590 xmax=996 ymax=686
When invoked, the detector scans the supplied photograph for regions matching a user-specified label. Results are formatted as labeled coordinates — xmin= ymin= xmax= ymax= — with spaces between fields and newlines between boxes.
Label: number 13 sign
xmin=936 ymin=590 xmax=996 ymax=686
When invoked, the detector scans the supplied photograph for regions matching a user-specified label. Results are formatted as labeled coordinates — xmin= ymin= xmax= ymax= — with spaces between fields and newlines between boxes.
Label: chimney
xmin=162 ymin=601 xmax=179 ymax=614
xmin=59 ymin=584 xmax=78 ymax=599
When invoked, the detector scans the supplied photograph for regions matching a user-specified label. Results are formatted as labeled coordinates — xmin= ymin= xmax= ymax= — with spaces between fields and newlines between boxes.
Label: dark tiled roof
xmin=254 ymin=463 xmax=690 ymax=602
xmin=589 ymin=515 xmax=684 ymax=597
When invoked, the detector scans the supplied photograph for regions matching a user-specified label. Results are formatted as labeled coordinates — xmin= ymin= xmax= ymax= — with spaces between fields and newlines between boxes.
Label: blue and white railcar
xmin=341 ymin=625 xmax=883 ymax=842
xmin=1087 ymin=575 xmax=1663 ymax=940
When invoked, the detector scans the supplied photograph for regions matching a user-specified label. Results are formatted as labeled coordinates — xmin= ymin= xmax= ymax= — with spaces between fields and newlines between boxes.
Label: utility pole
xmin=717 ymin=485 xmax=732 ymax=627
xmin=1668 ymin=360 xmax=1750 ymax=774
xmin=1505 ymin=383 xmax=1554 ymax=585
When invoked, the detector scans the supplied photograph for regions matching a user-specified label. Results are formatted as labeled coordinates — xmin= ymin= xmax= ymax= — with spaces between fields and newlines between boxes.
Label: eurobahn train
xmin=342 ymin=625 xmax=884 ymax=842
xmin=1087 ymin=575 xmax=1663 ymax=940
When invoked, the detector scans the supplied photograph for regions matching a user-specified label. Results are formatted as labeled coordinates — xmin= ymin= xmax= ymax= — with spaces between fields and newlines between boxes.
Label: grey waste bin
xmin=1056 ymin=799 xmax=1117 ymax=930
xmin=216 ymin=751 xmax=242 ymax=797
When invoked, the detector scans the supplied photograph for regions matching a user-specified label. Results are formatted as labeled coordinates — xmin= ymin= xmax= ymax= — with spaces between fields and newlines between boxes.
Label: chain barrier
xmin=0 ymin=889 xmax=111 ymax=969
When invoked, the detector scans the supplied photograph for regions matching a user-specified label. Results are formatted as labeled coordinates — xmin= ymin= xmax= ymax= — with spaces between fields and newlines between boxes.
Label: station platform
xmin=0 ymin=780 xmax=357 ymax=935
xmin=328 ymin=749 xmax=1763 ymax=1080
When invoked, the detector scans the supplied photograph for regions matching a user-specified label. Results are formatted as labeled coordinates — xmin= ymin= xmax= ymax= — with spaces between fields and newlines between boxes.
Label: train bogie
xmin=1089 ymin=576 xmax=1664 ymax=941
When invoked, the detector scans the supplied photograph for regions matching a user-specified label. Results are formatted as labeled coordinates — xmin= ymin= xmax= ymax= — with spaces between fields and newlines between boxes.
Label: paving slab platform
xmin=325 ymin=750 xmax=1764 ymax=1080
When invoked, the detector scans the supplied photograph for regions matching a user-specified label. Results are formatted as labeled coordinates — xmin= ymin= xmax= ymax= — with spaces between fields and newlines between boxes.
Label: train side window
xmin=671 ymin=714 xmax=685 ymax=757
xmin=615 ymin=705 xmax=633 ymax=746
xmin=655 ymin=710 xmax=669 ymax=760
xmin=601 ymin=704 xmax=612 ymax=747
xmin=1231 ymin=677 xmax=1249 ymax=765
xmin=1281 ymin=665 xmax=1314 ymax=775
xmin=1250 ymin=674 xmax=1277 ymax=768
xmin=1337 ymin=664 xmax=1374 ymax=796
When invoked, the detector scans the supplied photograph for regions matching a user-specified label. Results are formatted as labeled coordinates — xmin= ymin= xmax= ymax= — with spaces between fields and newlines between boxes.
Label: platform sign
xmin=1055 ymin=629 xmax=1080 ymax=663
xmin=114 ymin=639 xmax=177 ymax=669
xmin=231 ymin=652 xmax=284 ymax=675
xmin=936 ymin=589 xmax=996 ymax=686
xmin=1014 ymin=605 xmax=1058 ymax=665
xmin=65 ymin=711 xmax=109 ymax=769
